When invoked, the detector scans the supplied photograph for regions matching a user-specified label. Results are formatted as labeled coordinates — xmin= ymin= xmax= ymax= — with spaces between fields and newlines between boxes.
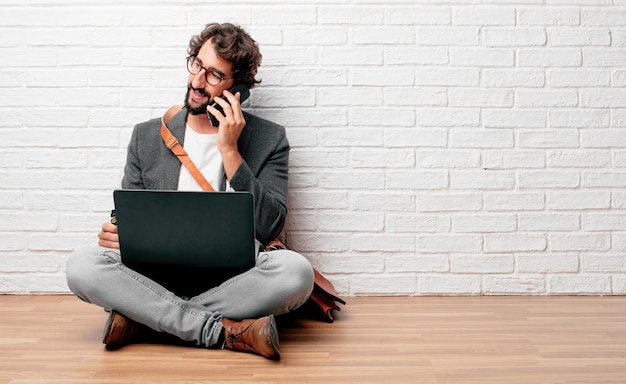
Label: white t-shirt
xmin=177 ymin=124 xmax=222 ymax=191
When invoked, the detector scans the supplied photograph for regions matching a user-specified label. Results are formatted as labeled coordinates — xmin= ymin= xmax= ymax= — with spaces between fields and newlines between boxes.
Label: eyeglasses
xmin=186 ymin=56 xmax=234 ymax=86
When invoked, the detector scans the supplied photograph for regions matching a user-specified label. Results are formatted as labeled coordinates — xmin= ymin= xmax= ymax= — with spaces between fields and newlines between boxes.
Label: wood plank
xmin=0 ymin=295 xmax=625 ymax=383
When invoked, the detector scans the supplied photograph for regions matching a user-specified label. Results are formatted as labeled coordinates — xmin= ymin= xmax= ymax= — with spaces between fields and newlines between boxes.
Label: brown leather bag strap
xmin=160 ymin=105 xmax=215 ymax=192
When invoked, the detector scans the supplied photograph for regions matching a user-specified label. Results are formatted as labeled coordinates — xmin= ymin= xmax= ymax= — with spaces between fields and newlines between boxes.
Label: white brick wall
xmin=1 ymin=1 xmax=626 ymax=296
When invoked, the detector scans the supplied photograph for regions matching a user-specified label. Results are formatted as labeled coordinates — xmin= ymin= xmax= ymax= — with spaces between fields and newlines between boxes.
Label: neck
xmin=186 ymin=113 xmax=218 ymax=134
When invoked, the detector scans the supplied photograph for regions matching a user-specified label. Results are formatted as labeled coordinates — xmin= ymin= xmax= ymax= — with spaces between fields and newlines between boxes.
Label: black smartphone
xmin=207 ymin=84 xmax=250 ymax=127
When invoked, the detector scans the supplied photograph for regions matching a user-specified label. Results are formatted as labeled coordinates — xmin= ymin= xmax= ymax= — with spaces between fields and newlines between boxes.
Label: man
xmin=66 ymin=23 xmax=315 ymax=360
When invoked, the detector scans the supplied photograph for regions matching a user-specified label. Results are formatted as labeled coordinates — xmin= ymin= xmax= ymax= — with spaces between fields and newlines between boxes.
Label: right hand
xmin=98 ymin=221 xmax=120 ymax=249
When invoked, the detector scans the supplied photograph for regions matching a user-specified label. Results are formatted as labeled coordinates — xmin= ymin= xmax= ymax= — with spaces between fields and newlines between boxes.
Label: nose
xmin=190 ymin=69 xmax=208 ymax=88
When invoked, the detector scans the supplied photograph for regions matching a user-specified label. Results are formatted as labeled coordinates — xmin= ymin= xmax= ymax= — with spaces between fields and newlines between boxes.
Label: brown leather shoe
xmin=222 ymin=315 xmax=280 ymax=359
xmin=102 ymin=310 xmax=143 ymax=350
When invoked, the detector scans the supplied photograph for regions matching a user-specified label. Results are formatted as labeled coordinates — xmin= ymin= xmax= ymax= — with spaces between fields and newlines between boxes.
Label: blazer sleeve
xmin=229 ymin=116 xmax=290 ymax=244
xmin=121 ymin=122 xmax=145 ymax=190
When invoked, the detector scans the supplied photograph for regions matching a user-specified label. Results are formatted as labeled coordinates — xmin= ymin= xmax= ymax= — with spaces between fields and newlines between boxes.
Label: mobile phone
xmin=207 ymin=84 xmax=250 ymax=127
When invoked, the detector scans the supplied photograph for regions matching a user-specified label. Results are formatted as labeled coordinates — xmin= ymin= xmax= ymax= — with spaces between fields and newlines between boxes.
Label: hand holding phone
xmin=207 ymin=84 xmax=250 ymax=127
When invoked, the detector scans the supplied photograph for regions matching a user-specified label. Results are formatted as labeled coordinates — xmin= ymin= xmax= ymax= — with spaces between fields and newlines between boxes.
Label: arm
xmin=121 ymin=123 xmax=145 ymax=190
xmin=229 ymin=134 xmax=289 ymax=244
xmin=212 ymin=91 xmax=290 ymax=243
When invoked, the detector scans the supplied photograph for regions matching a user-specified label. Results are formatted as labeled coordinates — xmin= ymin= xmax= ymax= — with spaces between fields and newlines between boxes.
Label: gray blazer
xmin=121 ymin=107 xmax=290 ymax=244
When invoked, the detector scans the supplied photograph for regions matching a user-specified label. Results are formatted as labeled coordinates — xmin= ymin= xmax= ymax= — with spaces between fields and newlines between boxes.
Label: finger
xmin=102 ymin=221 xmax=118 ymax=233
xmin=206 ymin=104 xmax=226 ymax=125
xmin=98 ymin=238 xmax=120 ymax=249
xmin=222 ymin=89 xmax=241 ymax=105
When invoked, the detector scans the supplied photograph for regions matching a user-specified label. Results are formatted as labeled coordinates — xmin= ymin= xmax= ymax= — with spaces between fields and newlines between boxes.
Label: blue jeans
xmin=66 ymin=244 xmax=314 ymax=348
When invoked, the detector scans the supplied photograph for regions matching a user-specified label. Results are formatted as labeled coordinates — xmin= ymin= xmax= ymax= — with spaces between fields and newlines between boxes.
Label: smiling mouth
xmin=191 ymin=87 xmax=208 ymax=100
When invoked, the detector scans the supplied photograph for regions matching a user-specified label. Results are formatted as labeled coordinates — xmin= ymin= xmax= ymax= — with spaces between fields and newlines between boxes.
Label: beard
xmin=184 ymin=85 xmax=212 ymax=115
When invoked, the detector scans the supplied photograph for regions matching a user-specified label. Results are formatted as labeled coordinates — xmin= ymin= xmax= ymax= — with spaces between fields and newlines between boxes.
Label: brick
xmin=320 ymin=128 xmax=383 ymax=147
xmin=519 ymin=170 xmax=580 ymax=188
xmin=582 ymin=213 xmax=626 ymax=231
xmin=517 ymin=253 xmax=580 ymax=273
xmin=319 ymin=7 xmax=384 ymax=25
xmin=549 ymin=109 xmax=609 ymax=128
xmin=483 ymin=150 xmax=545 ymax=169
xmin=516 ymin=89 xmax=578 ymax=108
xmin=385 ymin=128 xmax=447 ymax=148
xmin=518 ymin=7 xmax=580 ymax=26
xmin=419 ymin=150 xmax=481 ymax=169
xmin=483 ymin=28 xmax=547 ymax=47
xmin=417 ymin=27 xmax=479 ymax=46
xmin=484 ymin=233 xmax=546 ymax=252
xmin=353 ymin=68 xmax=415 ymax=86
xmin=352 ymin=27 xmax=415 ymax=45
xmin=387 ymin=170 xmax=448 ymax=190
xmin=353 ymin=234 xmax=416 ymax=252
xmin=452 ymin=7 xmax=515 ymax=26
xmin=549 ymin=233 xmax=610 ymax=252
xmin=450 ymin=170 xmax=515 ymax=190
xmin=484 ymin=276 xmax=547 ymax=295
xmin=351 ymin=148 xmax=415 ymax=168
xmin=419 ymin=274 xmax=482 ymax=295
xmin=352 ymin=193 xmax=416 ymax=213
xmin=483 ymin=69 xmax=545 ymax=87
xmin=386 ymin=213 xmax=450 ymax=233
xmin=582 ymin=8 xmax=626 ymax=26
xmin=450 ymin=254 xmax=514 ymax=274
xmin=415 ymin=68 xmax=480 ymax=87
xmin=583 ymin=171 xmax=626 ymax=188
xmin=317 ymin=212 xmax=385 ymax=232
xmin=352 ymin=107 xmax=415 ymax=127
xmin=518 ymin=49 xmax=582 ymax=67
xmin=418 ymin=193 xmax=482 ymax=212
xmin=352 ymin=274 xmax=416 ymax=295
xmin=320 ymin=87 xmax=383 ymax=106
xmin=450 ymin=129 xmax=514 ymax=149
xmin=547 ymin=150 xmax=611 ymax=167
xmin=519 ymin=129 xmax=579 ymax=149
xmin=581 ymin=254 xmax=626 ymax=273
xmin=418 ymin=109 xmax=480 ymax=128
xmin=548 ymin=191 xmax=610 ymax=210
xmin=519 ymin=213 xmax=580 ymax=231
xmin=452 ymin=214 xmax=517 ymax=233
xmin=386 ymin=7 xmax=450 ymax=26
xmin=289 ymin=149 xmax=348 ymax=168
xmin=284 ymin=68 xmax=348 ymax=86
xmin=450 ymin=48 xmax=514 ymax=67
xmin=28 ymin=273 xmax=70 ymax=293
xmin=288 ymin=191 xmax=348 ymax=210
xmin=387 ymin=254 xmax=449 ymax=273
xmin=548 ymin=28 xmax=610 ymax=46
xmin=384 ymin=87 xmax=447 ymax=107
xmin=450 ymin=88 xmax=513 ymax=108
xmin=284 ymin=27 xmax=347 ymax=46
xmin=385 ymin=47 xmax=448 ymax=65
xmin=483 ymin=109 xmax=546 ymax=128
xmin=581 ymin=89 xmax=626 ymax=108
xmin=418 ymin=234 xmax=482 ymax=253
xmin=548 ymin=275 xmax=611 ymax=294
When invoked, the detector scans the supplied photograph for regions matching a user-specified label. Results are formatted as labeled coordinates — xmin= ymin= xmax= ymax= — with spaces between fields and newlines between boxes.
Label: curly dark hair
xmin=187 ymin=23 xmax=262 ymax=89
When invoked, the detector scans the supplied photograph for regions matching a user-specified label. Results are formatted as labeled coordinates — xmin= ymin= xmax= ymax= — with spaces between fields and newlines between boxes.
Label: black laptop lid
xmin=113 ymin=190 xmax=256 ymax=270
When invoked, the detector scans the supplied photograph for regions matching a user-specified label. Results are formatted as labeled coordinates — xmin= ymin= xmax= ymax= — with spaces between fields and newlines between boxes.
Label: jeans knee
xmin=283 ymin=250 xmax=315 ymax=297
xmin=65 ymin=246 xmax=103 ymax=298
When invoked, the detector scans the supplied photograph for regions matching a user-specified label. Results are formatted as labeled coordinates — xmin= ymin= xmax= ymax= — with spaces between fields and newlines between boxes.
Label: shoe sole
xmin=266 ymin=314 xmax=280 ymax=360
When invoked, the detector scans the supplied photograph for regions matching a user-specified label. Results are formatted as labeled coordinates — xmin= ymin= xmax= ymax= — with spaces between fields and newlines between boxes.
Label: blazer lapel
xmin=161 ymin=108 xmax=188 ymax=190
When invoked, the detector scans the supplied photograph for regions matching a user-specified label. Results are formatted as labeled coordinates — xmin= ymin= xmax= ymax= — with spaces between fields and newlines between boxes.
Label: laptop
xmin=113 ymin=189 xmax=257 ymax=296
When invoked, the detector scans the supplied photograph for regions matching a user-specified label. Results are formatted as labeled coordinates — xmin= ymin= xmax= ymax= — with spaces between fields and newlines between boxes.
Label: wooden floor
xmin=1 ymin=295 xmax=625 ymax=384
